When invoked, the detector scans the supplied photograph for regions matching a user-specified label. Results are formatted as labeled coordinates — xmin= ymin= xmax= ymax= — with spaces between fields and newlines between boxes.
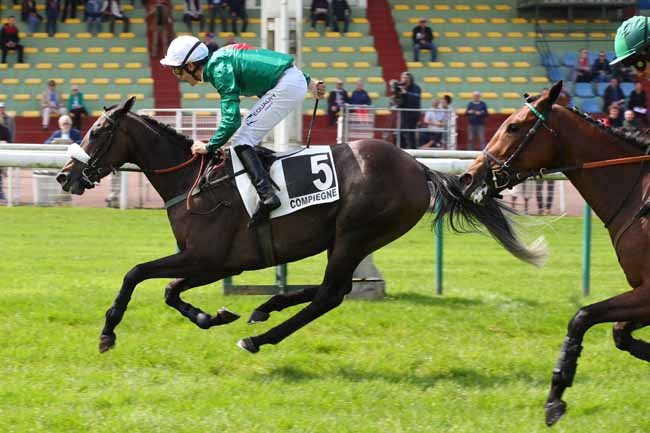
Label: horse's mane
xmin=134 ymin=113 xmax=194 ymax=147
xmin=566 ymin=106 xmax=650 ymax=150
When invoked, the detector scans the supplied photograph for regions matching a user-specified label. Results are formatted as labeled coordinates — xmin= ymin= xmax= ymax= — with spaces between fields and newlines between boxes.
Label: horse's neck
xmin=558 ymin=109 xmax=646 ymax=228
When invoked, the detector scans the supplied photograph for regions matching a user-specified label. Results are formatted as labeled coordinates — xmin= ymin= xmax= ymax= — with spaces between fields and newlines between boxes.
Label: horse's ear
xmin=117 ymin=96 xmax=136 ymax=115
xmin=546 ymin=80 xmax=563 ymax=106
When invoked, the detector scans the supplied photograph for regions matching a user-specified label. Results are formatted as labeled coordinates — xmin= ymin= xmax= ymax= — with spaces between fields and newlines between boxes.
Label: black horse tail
xmin=424 ymin=168 xmax=547 ymax=267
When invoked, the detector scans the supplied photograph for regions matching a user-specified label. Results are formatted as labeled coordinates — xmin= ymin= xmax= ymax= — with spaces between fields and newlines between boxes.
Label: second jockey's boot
xmin=234 ymin=145 xmax=281 ymax=228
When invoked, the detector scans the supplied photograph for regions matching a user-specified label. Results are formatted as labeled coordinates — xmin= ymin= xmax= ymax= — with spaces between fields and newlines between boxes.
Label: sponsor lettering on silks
xmin=245 ymin=93 xmax=277 ymax=126
xmin=281 ymin=152 xmax=338 ymax=210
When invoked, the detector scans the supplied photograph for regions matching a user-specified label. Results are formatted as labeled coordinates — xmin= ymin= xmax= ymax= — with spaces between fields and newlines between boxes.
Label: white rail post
xmin=119 ymin=171 xmax=129 ymax=209
xmin=7 ymin=167 xmax=14 ymax=207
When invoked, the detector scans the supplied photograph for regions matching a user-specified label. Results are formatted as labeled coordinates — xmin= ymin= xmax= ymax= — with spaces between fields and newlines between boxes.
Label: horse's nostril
xmin=56 ymin=173 xmax=68 ymax=185
xmin=459 ymin=172 xmax=473 ymax=187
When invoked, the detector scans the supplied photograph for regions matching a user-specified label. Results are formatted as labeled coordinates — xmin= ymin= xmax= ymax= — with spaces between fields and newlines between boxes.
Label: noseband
xmin=482 ymin=102 xmax=559 ymax=192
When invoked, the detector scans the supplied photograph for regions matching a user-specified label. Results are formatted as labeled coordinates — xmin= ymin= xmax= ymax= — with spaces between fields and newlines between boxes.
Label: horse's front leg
xmin=247 ymin=286 xmax=320 ymax=323
xmin=165 ymin=277 xmax=240 ymax=329
xmin=100 ymin=251 xmax=212 ymax=353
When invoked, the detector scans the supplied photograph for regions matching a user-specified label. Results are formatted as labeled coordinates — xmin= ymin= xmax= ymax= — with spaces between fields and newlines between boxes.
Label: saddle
xmin=201 ymin=146 xmax=279 ymax=190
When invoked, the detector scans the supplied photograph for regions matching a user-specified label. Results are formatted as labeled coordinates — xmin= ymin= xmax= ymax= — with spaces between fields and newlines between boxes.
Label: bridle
xmin=482 ymin=100 xmax=559 ymax=194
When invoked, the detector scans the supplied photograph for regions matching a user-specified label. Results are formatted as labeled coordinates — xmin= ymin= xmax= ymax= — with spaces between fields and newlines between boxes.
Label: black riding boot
xmin=234 ymin=145 xmax=280 ymax=228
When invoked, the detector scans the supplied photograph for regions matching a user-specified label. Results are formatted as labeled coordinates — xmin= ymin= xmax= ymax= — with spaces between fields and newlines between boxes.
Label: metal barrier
xmin=338 ymin=104 xmax=458 ymax=150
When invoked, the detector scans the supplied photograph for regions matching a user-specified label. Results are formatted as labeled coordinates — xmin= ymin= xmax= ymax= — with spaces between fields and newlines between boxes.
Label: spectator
xmin=183 ymin=0 xmax=205 ymax=33
xmin=86 ymin=0 xmax=102 ymax=35
xmin=572 ymin=48 xmax=592 ymax=83
xmin=1 ymin=16 xmax=24 ymax=64
xmin=67 ymin=85 xmax=87 ymax=131
xmin=612 ymin=62 xmax=636 ymax=83
xmin=207 ymin=0 xmax=227 ymax=34
xmin=21 ymin=0 xmax=42 ymax=35
xmin=412 ymin=18 xmax=436 ymax=62
xmin=45 ymin=0 xmax=59 ymax=37
xmin=45 ymin=114 xmax=81 ymax=144
xmin=349 ymin=79 xmax=371 ymax=106
xmin=622 ymin=109 xmax=640 ymax=130
xmin=310 ymin=0 xmax=329 ymax=31
xmin=327 ymin=79 xmax=348 ymax=126
xmin=146 ymin=0 xmax=172 ymax=58
xmin=603 ymin=77 xmax=625 ymax=113
xmin=627 ymin=81 xmax=647 ymax=126
xmin=591 ymin=51 xmax=611 ymax=82
xmin=419 ymin=99 xmax=448 ymax=148
xmin=0 ymin=103 xmax=16 ymax=143
xmin=204 ymin=32 xmax=219 ymax=55
xmin=227 ymin=0 xmax=248 ymax=35
xmin=330 ymin=0 xmax=350 ymax=35
xmin=41 ymin=79 xmax=66 ymax=130
xmin=223 ymin=33 xmax=235 ymax=46
xmin=102 ymin=0 xmax=130 ymax=34
xmin=605 ymin=104 xmax=623 ymax=128
xmin=465 ymin=91 xmax=488 ymax=150
xmin=61 ymin=0 xmax=78 ymax=21
xmin=396 ymin=71 xmax=421 ymax=149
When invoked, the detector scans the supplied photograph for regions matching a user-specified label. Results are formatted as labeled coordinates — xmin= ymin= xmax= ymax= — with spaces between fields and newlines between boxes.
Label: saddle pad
xmin=231 ymin=146 xmax=340 ymax=219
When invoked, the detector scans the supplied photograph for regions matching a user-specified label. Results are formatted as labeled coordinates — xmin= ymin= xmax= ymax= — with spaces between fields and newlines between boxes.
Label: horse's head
xmin=57 ymin=97 xmax=136 ymax=194
xmin=461 ymin=80 xmax=564 ymax=205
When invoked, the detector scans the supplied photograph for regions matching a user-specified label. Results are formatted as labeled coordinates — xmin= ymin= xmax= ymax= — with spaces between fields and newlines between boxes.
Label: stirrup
xmin=248 ymin=204 xmax=271 ymax=229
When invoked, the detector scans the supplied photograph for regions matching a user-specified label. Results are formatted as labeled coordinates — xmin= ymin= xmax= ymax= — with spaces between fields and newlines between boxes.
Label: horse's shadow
xmin=254 ymin=363 xmax=538 ymax=390
xmin=387 ymin=292 xmax=483 ymax=307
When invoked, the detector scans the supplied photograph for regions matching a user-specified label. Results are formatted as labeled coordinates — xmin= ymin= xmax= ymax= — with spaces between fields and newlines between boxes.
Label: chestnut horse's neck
xmin=123 ymin=113 xmax=201 ymax=204
xmin=554 ymin=107 xmax=650 ymax=230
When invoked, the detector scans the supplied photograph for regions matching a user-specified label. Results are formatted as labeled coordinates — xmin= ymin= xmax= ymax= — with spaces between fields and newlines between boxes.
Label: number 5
xmin=311 ymin=154 xmax=333 ymax=191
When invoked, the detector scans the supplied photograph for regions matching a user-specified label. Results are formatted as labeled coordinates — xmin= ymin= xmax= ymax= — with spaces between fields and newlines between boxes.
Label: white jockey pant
xmin=231 ymin=65 xmax=308 ymax=147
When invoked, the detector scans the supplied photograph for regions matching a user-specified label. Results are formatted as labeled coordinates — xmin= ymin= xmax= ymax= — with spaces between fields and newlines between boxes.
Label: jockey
xmin=160 ymin=35 xmax=325 ymax=227
xmin=611 ymin=16 xmax=650 ymax=70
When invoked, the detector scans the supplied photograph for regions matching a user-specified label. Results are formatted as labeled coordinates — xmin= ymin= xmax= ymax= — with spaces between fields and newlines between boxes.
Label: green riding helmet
xmin=611 ymin=15 xmax=650 ymax=65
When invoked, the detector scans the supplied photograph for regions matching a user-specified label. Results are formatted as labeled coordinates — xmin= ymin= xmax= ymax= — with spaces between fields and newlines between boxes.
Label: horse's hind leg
xmin=613 ymin=320 xmax=650 ymax=361
xmin=545 ymin=287 xmax=650 ymax=426
xmin=165 ymin=277 xmax=240 ymax=329
xmin=247 ymin=286 xmax=320 ymax=323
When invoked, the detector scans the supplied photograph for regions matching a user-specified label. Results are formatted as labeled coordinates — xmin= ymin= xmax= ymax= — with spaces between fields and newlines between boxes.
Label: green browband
xmin=525 ymin=102 xmax=547 ymax=122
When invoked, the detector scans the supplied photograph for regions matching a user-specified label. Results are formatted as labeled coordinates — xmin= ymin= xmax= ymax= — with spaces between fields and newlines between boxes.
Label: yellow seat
xmin=470 ymin=62 xmax=487 ymax=68
xmin=13 ymin=94 xmax=30 ymax=101
xmin=415 ymin=4 xmax=430 ymax=10
xmin=2 ymin=78 xmax=19 ymax=85
xmin=338 ymin=46 xmax=355 ymax=53
xmin=482 ymin=92 xmax=498 ymax=99
xmin=25 ymin=78 xmax=42 ymax=85
xmin=500 ymin=108 xmax=516 ymax=114
xmin=352 ymin=18 xmax=368 ymax=24
xmin=421 ymin=92 xmax=433 ymax=99
xmin=205 ymin=93 xmax=220 ymax=100
xmin=549 ymin=32 xmax=565 ymax=38
xmin=488 ymin=77 xmax=506 ymax=83
xmin=512 ymin=18 xmax=527 ymax=24
xmin=54 ymin=32 xmax=70 ymax=39
xmin=115 ymin=78 xmax=132 ymax=85
xmin=14 ymin=63 xmax=30 ymax=70
xmin=137 ymin=78 xmax=154 ymax=85
xmin=44 ymin=47 xmax=60 ymax=54
xmin=509 ymin=77 xmax=528 ymax=83
xmin=346 ymin=32 xmax=363 ymax=38
xmin=97 ymin=32 xmax=113 ymax=39
xmin=84 ymin=94 xmax=100 ymax=101
xmin=103 ymin=63 xmax=120 ymax=69
xmin=310 ymin=62 xmax=327 ymax=68
xmin=520 ymin=46 xmax=537 ymax=53
xmin=131 ymin=17 xmax=145 ymax=24
xmin=486 ymin=32 xmax=502 ymax=38
xmin=455 ymin=5 xmax=470 ymax=10
xmin=444 ymin=32 xmax=461 ymax=38
xmin=367 ymin=77 xmax=384 ymax=84
xmin=532 ymin=77 xmax=549 ymax=84
xmin=81 ymin=63 xmax=97 ymax=69
xmin=76 ymin=32 xmax=92 ymax=39
xmin=434 ymin=4 xmax=450 ymax=10
xmin=92 ymin=78 xmax=110 ymax=85
xmin=570 ymin=32 xmax=587 ymax=38
xmin=449 ymin=18 xmax=466 ymax=24
xmin=492 ymin=62 xmax=509 ymax=68
xmin=59 ymin=63 xmax=75 ymax=69
xmin=105 ymin=94 xmax=122 ymax=101
xmin=449 ymin=61 xmax=466 ymax=68
xmin=465 ymin=32 xmax=481 ymax=38
xmin=88 ymin=47 xmax=104 ymax=54
xmin=302 ymin=46 xmax=312 ymax=53
xmin=503 ymin=92 xmax=520 ymax=99
xmin=393 ymin=4 xmax=409 ymax=10
xmin=119 ymin=33 xmax=135 ymax=39
xmin=70 ymin=78 xmax=87 ymax=85
xmin=24 ymin=47 xmax=38 ymax=54
xmin=354 ymin=62 xmax=371 ymax=68
xmin=407 ymin=61 xmax=423 ymax=68
xmin=495 ymin=4 xmax=512 ymax=10
xmin=513 ymin=61 xmax=531 ymax=68
xmin=376 ymin=109 xmax=391 ymax=116
xmin=323 ymin=77 xmax=340 ymax=84
xmin=332 ymin=62 xmax=348 ymax=68
xmin=22 ymin=110 xmax=40 ymax=117
xmin=0 ymin=64 xmax=7 ymax=70
xmin=36 ymin=63 xmax=52 ymax=69
xmin=423 ymin=77 xmax=441 ymax=83
xmin=368 ymin=92 xmax=380 ymax=99
xmin=428 ymin=62 xmax=445 ymax=68
xmin=438 ymin=47 xmax=453 ymax=54
xmin=467 ymin=77 xmax=484 ymax=83
xmin=316 ymin=47 xmax=333 ymax=53
xmin=127 ymin=93 xmax=144 ymax=100
xmin=590 ymin=32 xmax=607 ymax=38
xmin=507 ymin=32 xmax=523 ymax=38
xmin=476 ymin=4 xmax=491 ymax=10
xmin=490 ymin=18 xmax=506 ymax=24
xmin=132 ymin=47 xmax=148 ymax=54
xmin=345 ymin=77 xmax=360 ymax=84
xmin=66 ymin=47 xmax=82 ymax=54
xmin=110 ymin=47 xmax=126 ymax=54
xmin=478 ymin=46 xmax=495 ymax=53
xmin=499 ymin=47 xmax=516 ymax=53
xmin=304 ymin=32 xmax=320 ymax=38
xmin=457 ymin=46 xmax=474 ymax=53
xmin=430 ymin=18 xmax=445 ymax=24
xmin=459 ymin=92 xmax=473 ymax=99
xmin=31 ymin=32 xmax=48 ymax=38
xmin=470 ymin=18 xmax=486 ymax=24
xmin=445 ymin=77 xmax=462 ymax=83
xmin=325 ymin=32 xmax=341 ymax=38
xmin=125 ymin=63 xmax=142 ymax=69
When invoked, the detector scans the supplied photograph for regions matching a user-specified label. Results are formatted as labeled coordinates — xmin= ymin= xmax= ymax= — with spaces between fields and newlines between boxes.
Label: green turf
xmin=1 ymin=207 xmax=648 ymax=433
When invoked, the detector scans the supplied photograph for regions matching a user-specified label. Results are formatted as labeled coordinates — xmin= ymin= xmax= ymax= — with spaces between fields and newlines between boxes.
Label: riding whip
xmin=306 ymin=81 xmax=323 ymax=148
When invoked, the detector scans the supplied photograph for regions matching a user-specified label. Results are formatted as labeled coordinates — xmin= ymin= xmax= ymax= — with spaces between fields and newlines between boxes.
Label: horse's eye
xmin=506 ymin=124 xmax=519 ymax=133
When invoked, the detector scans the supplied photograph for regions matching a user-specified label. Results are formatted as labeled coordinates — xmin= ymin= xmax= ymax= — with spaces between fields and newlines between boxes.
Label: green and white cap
xmin=611 ymin=16 xmax=650 ymax=65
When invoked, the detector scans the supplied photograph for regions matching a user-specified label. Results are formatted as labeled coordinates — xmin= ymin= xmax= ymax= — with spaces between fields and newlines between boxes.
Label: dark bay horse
xmin=461 ymin=80 xmax=650 ymax=426
xmin=56 ymin=97 xmax=544 ymax=356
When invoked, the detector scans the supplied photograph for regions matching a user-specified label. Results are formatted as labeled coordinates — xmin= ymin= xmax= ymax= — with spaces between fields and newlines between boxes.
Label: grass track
xmin=1 ymin=207 xmax=649 ymax=433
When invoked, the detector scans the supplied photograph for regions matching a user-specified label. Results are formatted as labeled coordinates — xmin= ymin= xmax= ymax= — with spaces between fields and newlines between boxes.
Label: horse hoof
xmin=217 ymin=307 xmax=240 ymax=325
xmin=544 ymin=399 xmax=567 ymax=426
xmin=99 ymin=334 xmax=115 ymax=353
xmin=196 ymin=313 xmax=212 ymax=329
xmin=237 ymin=337 xmax=259 ymax=354
xmin=247 ymin=310 xmax=269 ymax=324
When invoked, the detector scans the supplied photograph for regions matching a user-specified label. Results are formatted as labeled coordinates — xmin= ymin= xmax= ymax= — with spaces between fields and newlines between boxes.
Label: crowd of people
xmin=310 ymin=0 xmax=351 ymax=35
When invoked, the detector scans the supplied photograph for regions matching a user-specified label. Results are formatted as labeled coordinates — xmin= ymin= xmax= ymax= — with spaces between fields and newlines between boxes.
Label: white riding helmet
xmin=160 ymin=35 xmax=210 ymax=67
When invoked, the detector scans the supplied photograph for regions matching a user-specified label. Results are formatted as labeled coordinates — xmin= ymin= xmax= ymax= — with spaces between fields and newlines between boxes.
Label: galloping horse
xmin=461 ymin=80 xmax=650 ymax=426
xmin=57 ymin=97 xmax=544 ymax=356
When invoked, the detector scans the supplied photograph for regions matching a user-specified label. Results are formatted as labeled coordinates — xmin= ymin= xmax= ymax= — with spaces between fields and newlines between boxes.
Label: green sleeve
xmin=303 ymin=71 xmax=311 ymax=86
xmin=206 ymin=60 xmax=242 ymax=152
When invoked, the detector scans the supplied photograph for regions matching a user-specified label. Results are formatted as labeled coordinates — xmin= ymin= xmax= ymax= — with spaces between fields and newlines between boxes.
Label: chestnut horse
xmin=56 ymin=97 xmax=544 ymax=357
xmin=462 ymin=80 xmax=650 ymax=426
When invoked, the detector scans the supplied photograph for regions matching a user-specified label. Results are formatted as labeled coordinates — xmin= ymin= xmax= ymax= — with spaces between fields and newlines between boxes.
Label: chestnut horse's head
xmin=461 ymin=81 xmax=565 ymax=205
xmin=57 ymin=97 xmax=136 ymax=194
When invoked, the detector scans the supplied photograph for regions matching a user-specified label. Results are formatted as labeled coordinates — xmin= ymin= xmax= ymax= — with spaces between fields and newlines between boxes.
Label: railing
xmin=338 ymin=104 xmax=458 ymax=150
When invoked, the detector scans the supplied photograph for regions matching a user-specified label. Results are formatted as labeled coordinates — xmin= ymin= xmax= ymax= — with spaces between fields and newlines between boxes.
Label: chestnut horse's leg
xmin=545 ymin=287 xmax=650 ymax=426
xmin=612 ymin=320 xmax=650 ymax=361
xmin=164 ymin=277 xmax=240 ymax=329
xmin=246 ymin=286 xmax=320 ymax=323
xmin=99 ymin=251 xmax=218 ymax=353
xmin=237 ymin=245 xmax=364 ymax=354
